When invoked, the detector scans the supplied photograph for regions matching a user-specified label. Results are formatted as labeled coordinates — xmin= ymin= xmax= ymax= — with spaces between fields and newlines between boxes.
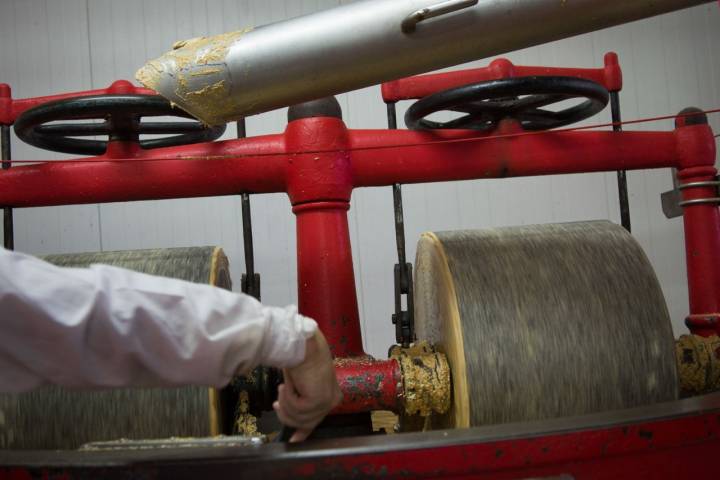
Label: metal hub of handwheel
xmin=13 ymin=94 xmax=226 ymax=155
xmin=404 ymin=76 xmax=609 ymax=131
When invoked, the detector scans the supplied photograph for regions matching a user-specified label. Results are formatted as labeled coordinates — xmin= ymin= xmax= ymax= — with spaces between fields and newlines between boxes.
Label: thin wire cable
xmin=4 ymin=107 xmax=720 ymax=166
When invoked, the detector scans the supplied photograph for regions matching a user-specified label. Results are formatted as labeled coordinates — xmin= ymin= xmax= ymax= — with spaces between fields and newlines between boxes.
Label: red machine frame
xmin=1 ymin=53 xmax=719 ymax=478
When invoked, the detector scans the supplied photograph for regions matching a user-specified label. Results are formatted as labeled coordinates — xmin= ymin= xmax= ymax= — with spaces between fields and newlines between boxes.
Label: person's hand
xmin=272 ymin=330 xmax=342 ymax=442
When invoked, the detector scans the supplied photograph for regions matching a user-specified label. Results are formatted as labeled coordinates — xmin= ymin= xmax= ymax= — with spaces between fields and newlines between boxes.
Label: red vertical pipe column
xmin=293 ymin=202 xmax=364 ymax=356
xmin=285 ymin=112 xmax=364 ymax=357
xmin=675 ymin=109 xmax=720 ymax=336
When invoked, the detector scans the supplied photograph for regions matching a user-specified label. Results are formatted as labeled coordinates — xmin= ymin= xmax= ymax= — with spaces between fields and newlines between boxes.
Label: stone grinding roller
xmin=0 ymin=246 xmax=232 ymax=450
xmin=413 ymin=221 xmax=679 ymax=429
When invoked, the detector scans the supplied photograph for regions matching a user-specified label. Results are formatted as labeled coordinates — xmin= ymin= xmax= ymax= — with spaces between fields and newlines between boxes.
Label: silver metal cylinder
xmin=136 ymin=0 xmax=711 ymax=125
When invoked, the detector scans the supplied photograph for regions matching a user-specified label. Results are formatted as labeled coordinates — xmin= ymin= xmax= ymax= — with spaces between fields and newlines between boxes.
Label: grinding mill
xmin=1 ymin=0 xmax=720 ymax=478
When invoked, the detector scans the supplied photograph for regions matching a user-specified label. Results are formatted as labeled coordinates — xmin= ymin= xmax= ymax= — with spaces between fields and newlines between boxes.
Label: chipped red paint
xmin=332 ymin=357 xmax=402 ymax=414
xmin=2 ymin=395 xmax=720 ymax=478
xmin=294 ymin=411 xmax=720 ymax=479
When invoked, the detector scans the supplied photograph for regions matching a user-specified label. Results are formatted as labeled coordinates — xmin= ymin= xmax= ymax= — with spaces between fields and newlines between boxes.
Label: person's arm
xmin=0 ymin=247 xmax=316 ymax=391
xmin=274 ymin=331 xmax=343 ymax=442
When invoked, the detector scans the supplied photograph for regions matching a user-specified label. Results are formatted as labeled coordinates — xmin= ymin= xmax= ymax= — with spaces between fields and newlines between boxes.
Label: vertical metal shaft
xmin=386 ymin=102 xmax=398 ymax=131
xmin=393 ymin=185 xmax=407 ymax=274
xmin=387 ymin=102 xmax=414 ymax=347
xmin=241 ymin=194 xmax=255 ymax=281
xmin=237 ymin=119 xmax=260 ymax=300
xmin=611 ymin=92 xmax=631 ymax=232
xmin=1 ymin=125 xmax=14 ymax=250
xmin=387 ymin=103 xmax=407 ymax=274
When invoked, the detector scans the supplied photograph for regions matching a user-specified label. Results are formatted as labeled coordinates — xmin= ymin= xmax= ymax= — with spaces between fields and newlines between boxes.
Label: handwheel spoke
xmin=447 ymin=102 xmax=492 ymax=115
xmin=35 ymin=122 xmax=111 ymax=136
xmin=441 ymin=114 xmax=490 ymax=129
xmin=517 ymin=108 xmax=564 ymax=121
xmin=449 ymin=99 xmax=517 ymax=115
xmin=508 ymin=94 xmax=574 ymax=113
xmin=138 ymin=122 xmax=206 ymax=134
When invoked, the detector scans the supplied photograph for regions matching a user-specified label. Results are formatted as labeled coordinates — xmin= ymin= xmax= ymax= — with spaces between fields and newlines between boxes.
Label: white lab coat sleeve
xmin=0 ymin=247 xmax=317 ymax=393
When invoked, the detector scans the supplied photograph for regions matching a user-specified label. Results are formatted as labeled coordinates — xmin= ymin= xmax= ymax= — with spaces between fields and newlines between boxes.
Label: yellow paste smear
xmin=135 ymin=28 xmax=253 ymax=125
xmin=676 ymin=334 xmax=720 ymax=396
xmin=234 ymin=390 xmax=259 ymax=436
xmin=391 ymin=341 xmax=451 ymax=417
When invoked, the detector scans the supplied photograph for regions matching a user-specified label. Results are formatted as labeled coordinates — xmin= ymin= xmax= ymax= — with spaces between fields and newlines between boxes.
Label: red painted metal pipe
xmin=0 ymin=80 xmax=157 ymax=125
xmin=679 ymin=165 xmax=720 ymax=336
xmin=349 ymin=124 xmax=681 ymax=187
xmin=673 ymin=112 xmax=720 ymax=337
xmin=294 ymin=201 xmax=364 ymax=357
xmin=284 ymin=117 xmax=353 ymax=204
xmin=332 ymin=357 xmax=402 ymax=415
xmin=0 ymin=135 xmax=287 ymax=207
xmin=381 ymin=52 xmax=622 ymax=102
xmin=285 ymin=116 xmax=363 ymax=357
xmin=0 ymin=128 xmax=698 ymax=208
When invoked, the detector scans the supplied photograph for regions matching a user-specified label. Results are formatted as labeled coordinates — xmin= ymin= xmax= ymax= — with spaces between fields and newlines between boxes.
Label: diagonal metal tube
xmin=139 ymin=0 xmax=709 ymax=124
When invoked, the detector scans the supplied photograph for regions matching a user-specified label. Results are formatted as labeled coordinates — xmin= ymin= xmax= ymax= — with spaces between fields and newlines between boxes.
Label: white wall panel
xmin=1 ymin=1 xmax=718 ymax=358
xmin=1 ymin=0 xmax=100 ymax=255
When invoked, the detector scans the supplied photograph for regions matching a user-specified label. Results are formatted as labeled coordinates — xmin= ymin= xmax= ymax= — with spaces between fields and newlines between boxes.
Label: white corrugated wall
xmin=0 ymin=0 xmax=718 ymax=357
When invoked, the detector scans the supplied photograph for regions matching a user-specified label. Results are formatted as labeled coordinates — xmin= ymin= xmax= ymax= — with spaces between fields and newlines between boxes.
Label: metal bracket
xmin=393 ymin=260 xmax=415 ymax=347
xmin=401 ymin=0 xmax=478 ymax=33
xmin=678 ymin=180 xmax=720 ymax=207
xmin=661 ymin=168 xmax=683 ymax=219
xmin=661 ymin=170 xmax=720 ymax=219
xmin=391 ymin=183 xmax=415 ymax=347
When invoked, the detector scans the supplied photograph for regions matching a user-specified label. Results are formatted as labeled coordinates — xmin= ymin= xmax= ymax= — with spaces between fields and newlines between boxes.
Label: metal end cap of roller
xmin=135 ymin=29 xmax=253 ymax=126
xmin=391 ymin=342 xmax=451 ymax=417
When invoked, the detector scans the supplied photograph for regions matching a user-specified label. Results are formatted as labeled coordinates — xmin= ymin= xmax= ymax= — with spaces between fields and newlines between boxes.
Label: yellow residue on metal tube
xmin=135 ymin=28 xmax=253 ymax=125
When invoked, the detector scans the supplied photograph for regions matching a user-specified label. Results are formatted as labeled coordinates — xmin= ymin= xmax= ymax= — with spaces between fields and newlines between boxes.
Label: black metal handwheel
xmin=14 ymin=94 xmax=226 ymax=155
xmin=405 ymin=76 xmax=609 ymax=131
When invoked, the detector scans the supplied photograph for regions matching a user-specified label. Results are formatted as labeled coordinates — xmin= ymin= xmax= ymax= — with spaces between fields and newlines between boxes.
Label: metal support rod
xmin=611 ymin=91 xmax=631 ymax=232
xmin=1 ymin=125 xmax=14 ymax=250
xmin=387 ymin=102 xmax=405 ymax=273
xmin=387 ymin=102 xmax=414 ymax=347
xmin=393 ymin=184 xmax=407 ymax=273
xmin=241 ymin=193 xmax=259 ymax=297
xmin=237 ymin=119 xmax=260 ymax=300
xmin=386 ymin=102 xmax=398 ymax=131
